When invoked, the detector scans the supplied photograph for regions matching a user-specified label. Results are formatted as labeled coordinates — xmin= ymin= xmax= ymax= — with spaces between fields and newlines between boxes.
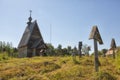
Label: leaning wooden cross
xmin=110 ymin=38 xmax=117 ymax=59
xmin=89 ymin=26 xmax=103 ymax=72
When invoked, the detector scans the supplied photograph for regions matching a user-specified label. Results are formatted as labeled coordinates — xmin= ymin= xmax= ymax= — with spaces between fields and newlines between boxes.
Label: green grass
xmin=0 ymin=53 xmax=120 ymax=80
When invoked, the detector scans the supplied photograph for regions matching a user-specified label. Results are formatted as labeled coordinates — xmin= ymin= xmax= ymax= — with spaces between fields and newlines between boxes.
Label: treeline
xmin=0 ymin=41 xmax=108 ymax=57
xmin=0 ymin=41 xmax=18 ymax=57
xmin=45 ymin=43 xmax=91 ymax=56
xmin=45 ymin=43 xmax=76 ymax=56
xmin=45 ymin=43 xmax=108 ymax=56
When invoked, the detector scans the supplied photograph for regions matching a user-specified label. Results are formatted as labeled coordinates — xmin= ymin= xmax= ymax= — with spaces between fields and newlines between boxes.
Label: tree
xmin=6 ymin=42 xmax=11 ymax=55
xmin=0 ymin=41 xmax=2 ymax=52
xmin=2 ymin=41 xmax=6 ymax=49
xmin=0 ymin=41 xmax=18 ymax=57
xmin=57 ymin=44 xmax=62 ymax=50
xmin=67 ymin=46 xmax=72 ymax=55
xmin=82 ymin=44 xmax=91 ymax=56
xmin=56 ymin=44 xmax=63 ymax=56
xmin=91 ymin=50 xmax=104 ymax=56
xmin=62 ymin=48 xmax=69 ymax=55
xmin=46 ymin=43 xmax=55 ymax=56
xmin=102 ymin=49 xmax=108 ymax=57
xmin=73 ymin=46 xmax=77 ymax=53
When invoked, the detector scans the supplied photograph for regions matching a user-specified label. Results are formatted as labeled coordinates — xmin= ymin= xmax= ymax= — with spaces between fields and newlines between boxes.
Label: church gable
xmin=30 ymin=21 xmax=42 ymax=40
xmin=27 ymin=20 xmax=44 ymax=48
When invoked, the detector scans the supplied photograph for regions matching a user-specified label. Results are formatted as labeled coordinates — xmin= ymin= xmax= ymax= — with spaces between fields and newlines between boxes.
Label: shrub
xmin=95 ymin=71 xmax=116 ymax=80
xmin=0 ymin=53 xmax=9 ymax=61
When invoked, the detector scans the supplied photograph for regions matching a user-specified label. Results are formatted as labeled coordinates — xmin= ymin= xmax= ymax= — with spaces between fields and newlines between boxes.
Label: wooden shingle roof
xmin=18 ymin=20 xmax=45 ymax=48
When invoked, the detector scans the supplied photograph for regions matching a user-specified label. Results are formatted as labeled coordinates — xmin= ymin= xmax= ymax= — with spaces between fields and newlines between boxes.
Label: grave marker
xmin=78 ymin=41 xmax=82 ymax=58
xmin=110 ymin=38 xmax=116 ymax=59
xmin=89 ymin=26 xmax=103 ymax=72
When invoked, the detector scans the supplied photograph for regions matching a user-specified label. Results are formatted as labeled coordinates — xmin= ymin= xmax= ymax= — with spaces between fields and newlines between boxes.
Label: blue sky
xmin=0 ymin=0 xmax=120 ymax=52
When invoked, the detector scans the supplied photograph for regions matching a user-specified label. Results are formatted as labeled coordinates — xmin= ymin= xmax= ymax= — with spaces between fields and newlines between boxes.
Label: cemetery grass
xmin=0 ymin=53 xmax=120 ymax=80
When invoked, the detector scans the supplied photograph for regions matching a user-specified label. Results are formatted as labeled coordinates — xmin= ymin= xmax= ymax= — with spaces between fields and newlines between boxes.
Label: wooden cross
xmin=89 ymin=26 xmax=103 ymax=72
xmin=110 ymin=38 xmax=117 ymax=59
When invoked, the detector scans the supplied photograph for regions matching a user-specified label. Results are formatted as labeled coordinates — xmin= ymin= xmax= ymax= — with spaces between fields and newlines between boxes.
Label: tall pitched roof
xmin=18 ymin=20 xmax=44 ymax=48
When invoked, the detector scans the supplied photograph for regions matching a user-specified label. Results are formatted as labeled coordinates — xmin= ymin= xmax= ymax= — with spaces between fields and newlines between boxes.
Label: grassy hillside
xmin=0 ymin=53 xmax=120 ymax=80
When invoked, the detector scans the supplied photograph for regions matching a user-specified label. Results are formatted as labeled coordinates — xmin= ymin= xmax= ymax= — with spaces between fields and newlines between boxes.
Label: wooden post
xmin=113 ymin=49 xmax=115 ymax=59
xmin=110 ymin=38 xmax=116 ymax=59
xmin=78 ymin=42 xmax=82 ymax=58
xmin=94 ymin=39 xmax=99 ymax=72
xmin=79 ymin=47 xmax=82 ymax=58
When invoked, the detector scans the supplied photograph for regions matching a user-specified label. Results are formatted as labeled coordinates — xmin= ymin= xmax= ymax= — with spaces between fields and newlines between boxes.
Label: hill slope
xmin=0 ymin=53 xmax=120 ymax=80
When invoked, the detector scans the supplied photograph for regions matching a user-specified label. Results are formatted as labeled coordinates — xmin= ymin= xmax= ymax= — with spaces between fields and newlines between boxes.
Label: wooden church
xmin=18 ymin=11 xmax=47 ymax=57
